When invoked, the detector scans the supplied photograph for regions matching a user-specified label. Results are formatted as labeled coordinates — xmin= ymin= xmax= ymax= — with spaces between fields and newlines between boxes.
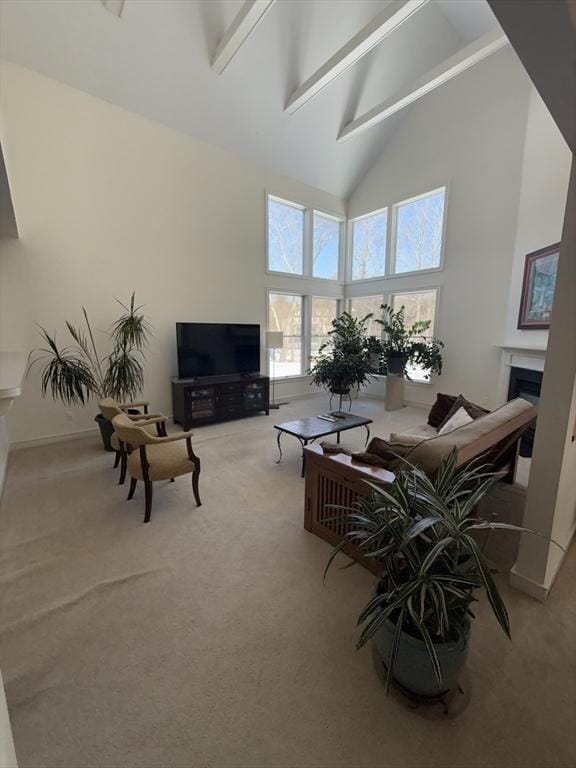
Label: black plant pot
xmin=95 ymin=413 xmax=115 ymax=452
xmin=386 ymin=352 xmax=407 ymax=376
xmin=329 ymin=385 xmax=351 ymax=396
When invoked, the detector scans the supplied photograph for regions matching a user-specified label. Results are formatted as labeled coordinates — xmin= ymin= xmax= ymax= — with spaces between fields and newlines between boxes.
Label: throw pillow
xmin=427 ymin=393 xmax=457 ymax=428
xmin=438 ymin=406 xmax=473 ymax=436
xmin=437 ymin=394 xmax=489 ymax=431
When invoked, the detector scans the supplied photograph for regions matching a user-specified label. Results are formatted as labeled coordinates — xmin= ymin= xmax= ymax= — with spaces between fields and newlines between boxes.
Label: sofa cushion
xmin=437 ymin=394 xmax=489 ymax=430
xmin=408 ymin=398 xmax=534 ymax=476
xmin=390 ymin=425 xmax=437 ymax=443
xmin=427 ymin=393 xmax=457 ymax=428
xmin=438 ymin=406 xmax=473 ymax=435
xmin=352 ymin=437 xmax=415 ymax=472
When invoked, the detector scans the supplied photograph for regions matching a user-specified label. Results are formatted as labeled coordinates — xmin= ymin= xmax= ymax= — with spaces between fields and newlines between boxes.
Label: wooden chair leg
xmin=113 ymin=451 xmax=120 ymax=468
xmin=127 ymin=477 xmax=137 ymax=500
xmin=144 ymin=481 xmax=153 ymax=523
xmin=170 ymin=478 xmax=175 ymax=483
xmin=119 ymin=452 xmax=127 ymax=485
xmin=192 ymin=467 xmax=201 ymax=507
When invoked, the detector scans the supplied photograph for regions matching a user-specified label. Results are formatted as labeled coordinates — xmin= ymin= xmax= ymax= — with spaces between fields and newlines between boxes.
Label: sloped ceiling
xmin=0 ymin=0 xmax=499 ymax=198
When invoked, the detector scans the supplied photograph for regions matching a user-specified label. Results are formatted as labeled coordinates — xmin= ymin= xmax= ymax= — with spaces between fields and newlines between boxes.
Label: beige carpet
xmin=0 ymin=397 xmax=574 ymax=768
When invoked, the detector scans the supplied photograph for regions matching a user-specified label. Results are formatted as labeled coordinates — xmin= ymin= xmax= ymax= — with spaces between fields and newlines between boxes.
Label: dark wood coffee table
xmin=274 ymin=412 xmax=372 ymax=477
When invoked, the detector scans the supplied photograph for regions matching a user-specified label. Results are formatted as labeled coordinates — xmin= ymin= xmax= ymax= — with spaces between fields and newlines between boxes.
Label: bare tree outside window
xmin=351 ymin=211 xmax=387 ymax=280
xmin=268 ymin=293 xmax=303 ymax=377
xmin=349 ymin=296 xmax=382 ymax=337
xmin=310 ymin=297 xmax=338 ymax=359
xmin=313 ymin=214 xmax=340 ymax=279
xmin=394 ymin=189 xmax=445 ymax=274
xmin=268 ymin=200 xmax=304 ymax=274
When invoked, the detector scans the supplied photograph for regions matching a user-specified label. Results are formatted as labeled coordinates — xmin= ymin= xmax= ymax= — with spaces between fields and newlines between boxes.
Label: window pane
xmin=349 ymin=296 xmax=382 ymax=337
xmin=310 ymin=297 xmax=338 ymax=360
xmin=352 ymin=211 xmax=387 ymax=280
xmin=267 ymin=199 xmax=304 ymax=275
xmin=391 ymin=290 xmax=438 ymax=381
xmin=394 ymin=189 xmax=445 ymax=274
xmin=313 ymin=213 xmax=340 ymax=279
xmin=268 ymin=293 xmax=303 ymax=377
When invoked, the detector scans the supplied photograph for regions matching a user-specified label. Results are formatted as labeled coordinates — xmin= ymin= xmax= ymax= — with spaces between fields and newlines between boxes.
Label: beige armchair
xmin=98 ymin=398 xmax=167 ymax=485
xmin=111 ymin=413 xmax=201 ymax=523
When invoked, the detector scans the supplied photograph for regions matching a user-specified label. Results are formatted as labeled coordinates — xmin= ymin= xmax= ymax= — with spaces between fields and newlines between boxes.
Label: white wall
xmin=347 ymin=48 xmax=534 ymax=410
xmin=0 ymin=61 xmax=342 ymax=444
xmin=503 ymin=87 xmax=572 ymax=349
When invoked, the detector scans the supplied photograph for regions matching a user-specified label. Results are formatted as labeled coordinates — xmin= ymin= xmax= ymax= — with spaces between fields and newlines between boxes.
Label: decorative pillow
xmin=352 ymin=437 xmax=415 ymax=472
xmin=438 ymin=406 xmax=473 ymax=436
xmin=437 ymin=394 xmax=489 ymax=431
xmin=427 ymin=393 xmax=457 ymax=428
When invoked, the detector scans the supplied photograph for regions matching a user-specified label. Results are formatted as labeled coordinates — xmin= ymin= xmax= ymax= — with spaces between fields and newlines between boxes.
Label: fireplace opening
xmin=507 ymin=366 xmax=542 ymax=457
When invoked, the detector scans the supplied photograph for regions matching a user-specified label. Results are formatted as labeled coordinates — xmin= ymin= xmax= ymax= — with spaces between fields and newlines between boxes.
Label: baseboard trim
xmin=10 ymin=427 xmax=100 ymax=450
xmin=509 ymin=568 xmax=550 ymax=602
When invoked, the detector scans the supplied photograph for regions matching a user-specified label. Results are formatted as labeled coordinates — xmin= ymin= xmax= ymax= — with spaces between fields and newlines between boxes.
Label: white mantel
xmin=495 ymin=343 xmax=546 ymax=404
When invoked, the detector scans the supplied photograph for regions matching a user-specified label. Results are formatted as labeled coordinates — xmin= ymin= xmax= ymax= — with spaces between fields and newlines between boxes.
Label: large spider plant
xmin=325 ymin=449 xmax=552 ymax=693
xmin=33 ymin=293 xmax=151 ymax=406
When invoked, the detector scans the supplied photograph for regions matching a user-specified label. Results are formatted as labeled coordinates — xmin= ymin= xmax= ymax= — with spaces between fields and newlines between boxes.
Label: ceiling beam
xmin=285 ymin=0 xmax=429 ymax=115
xmin=338 ymin=28 xmax=508 ymax=142
xmin=212 ymin=0 xmax=276 ymax=75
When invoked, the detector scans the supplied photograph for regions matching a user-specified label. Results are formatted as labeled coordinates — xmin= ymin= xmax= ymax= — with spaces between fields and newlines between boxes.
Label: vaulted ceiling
xmin=0 ymin=0 xmax=500 ymax=198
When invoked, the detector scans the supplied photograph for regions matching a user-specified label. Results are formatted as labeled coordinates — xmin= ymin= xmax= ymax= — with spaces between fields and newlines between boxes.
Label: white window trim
xmin=347 ymin=205 xmax=389 ymax=283
xmin=347 ymin=183 xmax=449 ymax=283
xmin=265 ymin=191 xmax=345 ymax=283
xmin=390 ymin=185 xmax=448 ymax=276
xmin=266 ymin=290 xmax=342 ymax=380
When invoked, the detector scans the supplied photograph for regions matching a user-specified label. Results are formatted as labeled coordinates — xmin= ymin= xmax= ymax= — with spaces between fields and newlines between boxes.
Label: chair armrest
xmin=128 ymin=412 xmax=164 ymax=422
xmin=120 ymin=400 xmax=150 ymax=411
xmin=149 ymin=430 xmax=194 ymax=444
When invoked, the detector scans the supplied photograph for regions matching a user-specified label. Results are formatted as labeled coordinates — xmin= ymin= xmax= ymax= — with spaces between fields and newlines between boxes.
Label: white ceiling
xmin=0 ymin=0 xmax=500 ymax=198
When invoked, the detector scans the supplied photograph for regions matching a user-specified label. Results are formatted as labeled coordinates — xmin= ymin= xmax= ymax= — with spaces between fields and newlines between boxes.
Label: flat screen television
xmin=176 ymin=322 xmax=260 ymax=379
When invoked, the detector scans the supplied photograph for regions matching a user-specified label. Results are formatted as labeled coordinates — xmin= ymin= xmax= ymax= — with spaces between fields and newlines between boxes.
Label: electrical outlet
xmin=65 ymin=410 xmax=73 ymax=421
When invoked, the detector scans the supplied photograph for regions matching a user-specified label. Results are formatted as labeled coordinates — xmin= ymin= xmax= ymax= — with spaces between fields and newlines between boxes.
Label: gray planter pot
xmin=374 ymin=614 xmax=470 ymax=697
xmin=386 ymin=351 xmax=407 ymax=376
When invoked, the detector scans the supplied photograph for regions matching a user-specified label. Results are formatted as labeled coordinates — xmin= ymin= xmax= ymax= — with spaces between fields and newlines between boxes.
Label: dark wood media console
xmin=172 ymin=374 xmax=269 ymax=429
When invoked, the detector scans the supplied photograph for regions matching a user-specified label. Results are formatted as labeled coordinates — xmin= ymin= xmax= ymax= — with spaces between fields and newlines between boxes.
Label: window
xmin=313 ymin=212 xmax=340 ymax=280
xmin=268 ymin=293 xmax=303 ymax=377
xmin=310 ymin=297 xmax=338 ymax=359
xmin=391 ymin=289 xmax=438 ymax=382
xmin=267 ymin=197 xmax=304 ymax=275
xmin=349 ymin=296 xmax=383 ymax=337
xmin=351 ymin=210 xmax=387 ymax=281
xmin=393 ymin=188 xmax=445 ymax=274
xmin=267 ymin=195 xmax=343 ymax=280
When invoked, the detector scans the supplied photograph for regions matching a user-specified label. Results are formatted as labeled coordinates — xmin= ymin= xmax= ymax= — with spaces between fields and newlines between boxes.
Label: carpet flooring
xmin=0 ymin=397 xmax=574 ymax=768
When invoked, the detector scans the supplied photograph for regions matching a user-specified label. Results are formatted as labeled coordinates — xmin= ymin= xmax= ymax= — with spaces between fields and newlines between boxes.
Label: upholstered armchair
xmin=111 ymin=413 xmax=201 ymax=523
xmin=98 ymin=398 xmax=167 ymax=484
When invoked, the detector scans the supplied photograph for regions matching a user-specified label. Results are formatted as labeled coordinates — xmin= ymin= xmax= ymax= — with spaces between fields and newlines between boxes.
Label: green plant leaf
xmin=463 ymin=534 xmax=510 ymax=638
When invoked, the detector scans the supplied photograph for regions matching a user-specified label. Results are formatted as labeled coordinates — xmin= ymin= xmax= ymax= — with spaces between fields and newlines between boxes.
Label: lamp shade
xmin=266 ymin=330 xmax=284 ymax=349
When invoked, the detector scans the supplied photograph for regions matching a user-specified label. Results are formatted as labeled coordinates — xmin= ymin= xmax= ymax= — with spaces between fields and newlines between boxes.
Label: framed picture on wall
xmin=517 ymin=243 xmax=560 ymax=330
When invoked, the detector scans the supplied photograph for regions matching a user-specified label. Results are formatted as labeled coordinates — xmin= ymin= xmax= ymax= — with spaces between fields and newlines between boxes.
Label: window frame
xmin=390 ymin=186 xmax=448 ymax=277
xmin=265 ymin=192 xmax=345 ymax=282
xmin=267 ymin=289 xmax=306 ymax=379
xmin=266 ymin=290 xmax=343 ymax=380
xmin=347 ymin=205 xmax=390 ymax=284
xmin=347 ymin=184 xmax=448 ymax=283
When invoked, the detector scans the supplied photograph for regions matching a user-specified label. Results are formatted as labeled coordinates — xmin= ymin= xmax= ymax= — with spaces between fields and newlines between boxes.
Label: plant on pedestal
xmin=377 ymin=303 xmax=444 ymax=379
xmin=33 ymin=293 xmax=151 ymax=449
xmin=308 ymin=312 xmax=375 ymax=406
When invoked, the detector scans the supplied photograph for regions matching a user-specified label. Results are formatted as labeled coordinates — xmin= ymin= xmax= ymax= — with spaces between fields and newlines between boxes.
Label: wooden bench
xmin=303 ymin=405 xmax=537 ymax=574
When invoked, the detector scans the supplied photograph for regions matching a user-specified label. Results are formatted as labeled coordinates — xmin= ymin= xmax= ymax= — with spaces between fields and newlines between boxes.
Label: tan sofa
xmin=303 ymin=397 xmax=537 ymax=574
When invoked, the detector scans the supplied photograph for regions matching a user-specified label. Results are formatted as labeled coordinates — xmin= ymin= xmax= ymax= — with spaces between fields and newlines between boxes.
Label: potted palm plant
xmin=309 ymin=313 xmax=374 ymax=404
xmin=377 ymin=303 xmax=444 ymax=379
xmin=33 ymin=293 xmax=151 ymax=450
xmin=325 ymin=450 xmax=550 ymax=699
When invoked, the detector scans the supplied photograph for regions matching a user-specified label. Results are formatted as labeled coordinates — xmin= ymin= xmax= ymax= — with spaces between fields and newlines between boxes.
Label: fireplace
xmin=508 ymin=366 xmax=542 ymax=457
